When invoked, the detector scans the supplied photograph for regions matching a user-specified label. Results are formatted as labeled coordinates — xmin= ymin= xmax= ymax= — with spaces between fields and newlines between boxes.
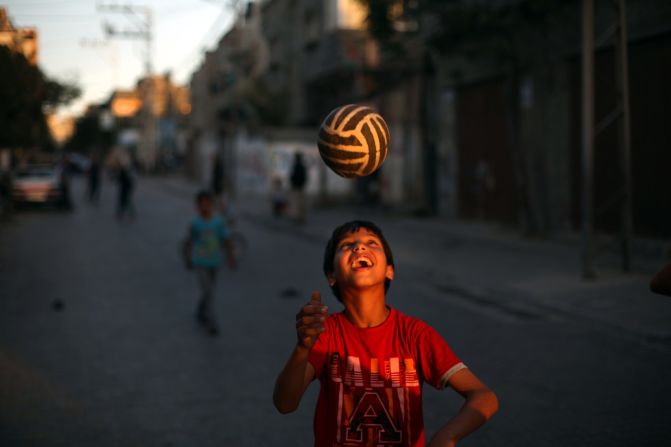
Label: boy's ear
xmin=385 ymin=265 xmax=395 ymax=281
xmin=327 ymin=272 xmax=336 ymax=287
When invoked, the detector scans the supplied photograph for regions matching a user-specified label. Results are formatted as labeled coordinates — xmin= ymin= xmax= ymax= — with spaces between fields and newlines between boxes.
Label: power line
xmin=3 ymin=0 xmax=86 ymax=5
xmin=97 ymin=2 xmax=153 ymax=76
xmin=170 ymin=7 xmax=232 ymax=81
xmin=7 ymin=13 xmax=96 ymax=18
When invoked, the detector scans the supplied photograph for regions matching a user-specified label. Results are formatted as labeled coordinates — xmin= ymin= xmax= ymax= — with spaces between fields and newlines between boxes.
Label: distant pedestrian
xmin=211 ymin=152 xmax=225 ymax=196
xmin=289 ymin=151 xmax=308 ymax=224
xmin=58 ymin=155 xmax=74 ymax=211
xmin=212 ymin=151 xmax=231 ymax=215
xmin=182 ymin=190 xmax=237 ymax=336
xmin=116 ymin=165 xmax=136 ymax=220
xmin=106 ymin=146 xmax=136 ymax=220
xmin=270 ymin=176 xmax=287 ymax=217
xmin=87 ymin=153 xmax=101 ymax=203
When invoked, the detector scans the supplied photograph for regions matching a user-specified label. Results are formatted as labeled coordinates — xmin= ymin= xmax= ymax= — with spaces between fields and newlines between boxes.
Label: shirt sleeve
xmin=418 ymin=325 xmax=467 ymax=390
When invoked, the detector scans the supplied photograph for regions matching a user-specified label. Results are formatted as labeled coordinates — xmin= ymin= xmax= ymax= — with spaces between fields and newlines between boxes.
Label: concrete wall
xmin=377 ymin=78 xmax=424 ymax=209
xmin=435 ymin=87 xmax=458 ymax=217
xmin=233 ymin=128 xmax=351 ymax=199
xmin=519 ymin=65 xmax=572 ymax=234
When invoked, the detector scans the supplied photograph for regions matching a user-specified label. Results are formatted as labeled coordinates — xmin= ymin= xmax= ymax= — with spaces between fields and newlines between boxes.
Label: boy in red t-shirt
xmin=273 ymin=220 xmax=498 ymax=446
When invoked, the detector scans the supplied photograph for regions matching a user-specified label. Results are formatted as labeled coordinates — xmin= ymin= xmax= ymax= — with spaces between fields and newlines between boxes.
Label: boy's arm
xmin=222 ymin=238 xmax=237 ymax=269
xmin=273 ymin=344 xmax=316 ymax=414
xmin=273 ymin=292 xmax=327 ymax=414
xmin=428 ymin=368 xmax=499 ymax=447
xmin=218 ymin=221 xmax=237 ymax=269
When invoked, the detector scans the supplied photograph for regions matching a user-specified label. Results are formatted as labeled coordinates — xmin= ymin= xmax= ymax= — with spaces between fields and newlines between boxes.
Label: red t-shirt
xmin=308 ymin=307 xmax=466 ymax=447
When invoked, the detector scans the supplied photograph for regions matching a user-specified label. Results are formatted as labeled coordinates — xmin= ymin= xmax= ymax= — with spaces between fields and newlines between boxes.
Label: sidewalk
xmin=159 ymin=175 xmax=671 ymax=347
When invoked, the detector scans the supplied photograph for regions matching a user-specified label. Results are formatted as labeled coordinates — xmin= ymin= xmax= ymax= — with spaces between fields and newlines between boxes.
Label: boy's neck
xmin=341 ymin=289 xmax=389 ymax=328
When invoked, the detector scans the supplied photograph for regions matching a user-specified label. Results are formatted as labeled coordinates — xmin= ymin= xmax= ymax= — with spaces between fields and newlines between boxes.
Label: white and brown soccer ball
xmin=317 ymin=104 xmax=390 ymax=178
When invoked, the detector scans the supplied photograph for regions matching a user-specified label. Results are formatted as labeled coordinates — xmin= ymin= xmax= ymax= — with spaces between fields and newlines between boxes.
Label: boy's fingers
xmin=296 ymin=315 xmax=325 ymax=327
xmin=295 ymin=292 xmax=327 ymax=347
xmin=298 ymin=326 xmax=325 ymax=338
xmin=298 ymin=323 xmax=323 ymax=333
xmin=298 ymin=302 xmax=328 ymax=317
xmin=310 ymin=292 xmax=330 ymax=316
xmin=304 ymin=327 xmax=325 ymax=337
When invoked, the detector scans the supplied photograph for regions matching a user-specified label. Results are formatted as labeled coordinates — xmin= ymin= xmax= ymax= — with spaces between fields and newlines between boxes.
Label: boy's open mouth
xmin=351 ymin=256 xmax=373 ymax=270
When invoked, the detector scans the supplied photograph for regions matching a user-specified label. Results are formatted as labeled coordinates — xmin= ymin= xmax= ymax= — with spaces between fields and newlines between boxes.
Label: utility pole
xmin=581 ymin=0 xmax=595 ymax=279
xmin=615 ymin=0 xmax=632 ymax=273
xmin=581 ymin=0 xmax=632 ymax=278
xmin=97 ymin=3 xmax=156 ymax=171
xmin=97 ymin=3 xmax=153 ymax=76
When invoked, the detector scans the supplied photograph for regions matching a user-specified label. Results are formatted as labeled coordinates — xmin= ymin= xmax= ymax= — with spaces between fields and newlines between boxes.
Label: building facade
xmin=0 ymin=7 xmax=38 ymax=65
xmin=135 ymin=74 xmax=190 ymax=171
xmin=186 ymin=0 xmax=671 ymax=240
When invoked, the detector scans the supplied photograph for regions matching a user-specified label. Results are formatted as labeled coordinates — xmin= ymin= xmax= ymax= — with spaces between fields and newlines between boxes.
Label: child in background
xmin=183 ymin=190 xmax=236 ymax=336
xmin=271 ymin=176 xmax=288 ymax=217
xmin=273 ymin=220 xmax=498 ymax=446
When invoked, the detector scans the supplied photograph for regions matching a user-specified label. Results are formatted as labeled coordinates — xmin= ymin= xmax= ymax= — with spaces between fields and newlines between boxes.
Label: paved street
xmin=1 ymin=175 xmax=670 ymax=447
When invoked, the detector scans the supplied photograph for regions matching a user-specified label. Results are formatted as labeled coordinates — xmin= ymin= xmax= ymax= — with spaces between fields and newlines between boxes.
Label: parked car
xmin=11 ymin=165 xmax=63 ymax=206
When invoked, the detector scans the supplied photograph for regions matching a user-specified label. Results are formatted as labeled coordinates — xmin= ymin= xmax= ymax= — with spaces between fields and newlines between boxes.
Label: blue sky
xmin=3 ymin=0 xmax=236 ymax=116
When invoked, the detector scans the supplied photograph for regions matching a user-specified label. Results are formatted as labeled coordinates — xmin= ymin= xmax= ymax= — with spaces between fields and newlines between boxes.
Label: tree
xmin=43 ymin=78 xmax=81 ymax=115
xmin=65 ymin=109 xmax=115 ymax=154
xmin=0 ymin=45 xmax=80 ymax=149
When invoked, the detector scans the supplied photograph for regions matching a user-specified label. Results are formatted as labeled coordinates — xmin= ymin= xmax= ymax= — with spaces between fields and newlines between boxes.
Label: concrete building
xmin=188 ymin=3 xmax=270 ymax=188
xmin=135 ymin=74 xmax=190 ymax=171
xmin=74 ymin=78 xmax=190 ymax=171
xmin=425 ymin=0 xmax=671 ymax=239
xmin=187 ymin=1 xmax=374 ymax=199
xmin=255 ymin=0 xmax=391 ymax=203
xmin=237 ymin=0 xmax=671 ymax=241
xmin=0 ymin=7 xmax=38 ymax=65
xmin=259 ymin=0 xmax=378 ymax=126
xmin=257 ymin=0 xmax=445 ymax=210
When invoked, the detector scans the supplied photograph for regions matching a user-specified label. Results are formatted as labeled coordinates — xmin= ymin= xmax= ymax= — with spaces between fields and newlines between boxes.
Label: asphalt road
xmin=1 ymin=176 xmax=669 ymax=446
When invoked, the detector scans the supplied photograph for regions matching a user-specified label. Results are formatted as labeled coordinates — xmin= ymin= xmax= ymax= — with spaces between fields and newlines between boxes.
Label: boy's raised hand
xmin=296 ymin=291 xmax=328 ymax=350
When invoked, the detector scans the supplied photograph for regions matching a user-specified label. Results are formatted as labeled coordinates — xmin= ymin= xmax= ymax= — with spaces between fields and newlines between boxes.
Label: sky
xmin=3 ymin=0 xmax=237 ymax=117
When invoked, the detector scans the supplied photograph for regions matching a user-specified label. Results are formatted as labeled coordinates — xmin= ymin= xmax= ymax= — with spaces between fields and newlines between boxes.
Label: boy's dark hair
xmin=196 ymin=189 xmax=213 ymax=203
xmin=323 ymin=220 xmax=394 ymax=301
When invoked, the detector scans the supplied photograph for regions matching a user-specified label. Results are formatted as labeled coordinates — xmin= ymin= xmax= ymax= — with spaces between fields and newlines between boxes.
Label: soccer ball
xmin=317 ymin=104 xmax=390 ymax=178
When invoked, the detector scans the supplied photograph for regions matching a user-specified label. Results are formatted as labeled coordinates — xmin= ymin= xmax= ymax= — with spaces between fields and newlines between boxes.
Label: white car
xmin=11 ymin=165 xmax=63 ymax=205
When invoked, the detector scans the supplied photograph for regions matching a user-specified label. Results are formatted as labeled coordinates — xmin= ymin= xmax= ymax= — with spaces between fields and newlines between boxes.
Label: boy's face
xmin=197 ymin=197 xmax=213 ymax=217
xmin=327 ymin=228 xmax=394 ymax=294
